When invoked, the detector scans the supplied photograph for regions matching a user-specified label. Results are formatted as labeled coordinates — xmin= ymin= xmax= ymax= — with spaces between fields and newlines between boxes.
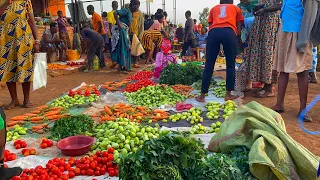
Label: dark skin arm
xmin=109 ymin=23 xmax=113 ymax=35
xmin=114 ymin=10 xmax=121 ymax=29
xmin=97 ymin=20 xmax=103 ymax=33
xmin=27 ymin=12 xmax=39 ymax=53
xmin=184 ymin=20 xmax=191 ymax=41
xmin=255 ymin=3 xmax=282 ymax=16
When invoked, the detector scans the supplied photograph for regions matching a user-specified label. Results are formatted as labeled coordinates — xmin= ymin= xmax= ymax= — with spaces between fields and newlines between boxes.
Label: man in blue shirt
xmin=272 ymin=0 xmax=313 ymax=122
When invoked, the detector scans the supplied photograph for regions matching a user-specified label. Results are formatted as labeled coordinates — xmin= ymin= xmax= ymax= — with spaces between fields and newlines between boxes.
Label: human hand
xmin=34 ymin=43 xmax=40 ymax=53
xmin=254 ymin=8 xmax=265 ymax=16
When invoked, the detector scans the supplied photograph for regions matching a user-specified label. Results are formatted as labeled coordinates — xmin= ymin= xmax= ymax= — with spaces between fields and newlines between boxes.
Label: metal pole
xmin=162 ymin=0 xmax=165 ymax=11
xmin=100 ymin=0 xmax=103 ymax=13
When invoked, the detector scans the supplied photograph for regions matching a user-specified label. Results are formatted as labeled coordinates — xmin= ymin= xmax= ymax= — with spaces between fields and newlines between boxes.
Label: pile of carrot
xmin=171 ymin=84 xmax=194 ymax=97
xmin=8 ymin=105 xmax=69 ymax=127
xmin=47 ymin=64 xmax=71 ymax=70
xmin=96 ymin=103 xmax=170 ymax=123
xmin=100 ymin=80 xmax=131 ymax=91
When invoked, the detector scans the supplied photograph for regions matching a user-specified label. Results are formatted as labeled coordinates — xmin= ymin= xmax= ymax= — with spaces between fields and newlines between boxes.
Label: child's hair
xmin=82 ymin=23 xmax=90 ymax=29
xmin=102 ymin=11 xmax=108 ymax=18
xmin=50 ymin=22 xmax=58 ymax=29
xmin=202 ymin=26 xmax=208 ymax=33
xmin=220 ymin=0 xmax=234 ymax=4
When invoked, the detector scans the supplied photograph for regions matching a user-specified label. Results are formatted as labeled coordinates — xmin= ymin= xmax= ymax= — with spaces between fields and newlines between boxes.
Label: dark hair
xmin=202 ymin=26 xmax=207 ymax=33
xmin=169 ymin=23 xmax=173 ymax=27
xmin=185 ymin=10 xmax=191 ymax=17
xmin=87 ymin=5 xmax=94 ymax=10
xmin=151 ymin=15 xmax=155 ymax=19
xmin=163 ymin=11 xmax=168 ymax=18
xmin=193 ymin=19 xmax=197 ymax=23
xmin=156 ymin=9 xmax=163 ymax=14
xmin=102 ymin=11 xmax=108 ymax=18
xmin=155 ymin=12 xmax=164 ymax=21
xmin=220 ymin=0 xmax=233 ymax=4
xmin=57 ymin=10 xmax=63 ymax=14
xmin=82 ymin=23 xmax=90 ymax=29
xmin=50 ymin=22 xmax=57 ymax=29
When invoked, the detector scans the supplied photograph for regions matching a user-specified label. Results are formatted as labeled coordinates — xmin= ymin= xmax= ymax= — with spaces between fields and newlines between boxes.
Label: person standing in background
xmin=176 ymin=23 xmax=184 ymax=43
xmin=193 ymin=19 xmax=199 ymax=34
xmin=102 ymin=12 xmax=109 ymax=52
xmin=108 ymin=1 xmax=119 ymax=68
xmin=0 ymin=0 xmax=39 ymax=109
xmin=57 ymin=10 xmax=71 ymax=49
xmin=129 ymin=0 xmax=144 ymax=68
xmin=87 ymin=5 xmax=106 ymax=68
xmin=309 ymin=47 xmax=318 ymax=84
xmin=181 ymin=11 xmax=196 ymax=57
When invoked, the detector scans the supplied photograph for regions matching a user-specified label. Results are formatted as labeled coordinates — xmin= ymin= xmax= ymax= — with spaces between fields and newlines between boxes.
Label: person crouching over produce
xmin=196 ymin=0 xmax=244 ymax=102
xmin=81 ymin=23 xmax=105 ymax=72
xmin=154 ymin=32 xmax=177 ymax=79
xmin=0 ymin=108 xmax=23 ymax=179
xmin=40 ymin=22 xmax=66 ymax=63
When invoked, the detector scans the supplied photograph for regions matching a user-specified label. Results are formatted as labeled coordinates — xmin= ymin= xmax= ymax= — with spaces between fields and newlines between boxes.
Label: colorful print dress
xmin=242 ymin=0 xmax=280 ymax=84
xmin=0 ymin=0 xmax=34 ymax=83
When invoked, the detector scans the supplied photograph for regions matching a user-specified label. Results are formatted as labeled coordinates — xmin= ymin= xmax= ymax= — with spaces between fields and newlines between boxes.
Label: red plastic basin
xmin=56 ymin=135 xmax=94 ymax=157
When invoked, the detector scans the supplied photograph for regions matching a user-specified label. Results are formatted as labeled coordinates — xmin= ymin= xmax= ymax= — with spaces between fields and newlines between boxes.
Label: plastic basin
xmin=66 ymin=50 xmax=80 ymax=61
xmin=56 ymin=135 xmax=94 ymax=157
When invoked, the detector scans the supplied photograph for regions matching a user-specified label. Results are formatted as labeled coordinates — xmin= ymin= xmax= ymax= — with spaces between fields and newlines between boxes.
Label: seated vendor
xmin=196 ymin=26 xmax=208 ymax=48
xmin=40 ymin=22 xmax=66 ymax=63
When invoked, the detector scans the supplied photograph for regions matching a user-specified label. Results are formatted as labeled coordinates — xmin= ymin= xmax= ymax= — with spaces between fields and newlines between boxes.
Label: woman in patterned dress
xmin=241 ymin=0 xmax=281 ymax=97
xmin=0 ymin=0 xmax=39 ymax=109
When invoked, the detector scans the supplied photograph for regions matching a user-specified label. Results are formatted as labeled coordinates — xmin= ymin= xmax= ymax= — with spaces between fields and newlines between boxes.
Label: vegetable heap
xmin=99 ymin=103 xmax=170 ymax=123
xmin=101 ymin=80 xmax=131 ymax=91
xmin=213 ymin=80 xmax=226 ymax=98
xmin=48 ymin=115 xmax=94 ymax=141
xmin=171 ymin=84 xmax=194 ymax=97
xmin=193 ymin=79 xmax=216 ymax=91
xmin=126 ymin=71 xmax=154 ymax=80
xmin=160 ymin=64 xmax=202 ymax=85
xmin=50 ymin=94 xmax=99 ymax=109
xmin=124 ymin=79 xmax=156 ymax=93
xmin=125 ymin=85 xmax=185 ymax=107
xmin=91 ymin=118 xmax=161 ymax=162
xmin=206 ymin=101 xmax=237 ymax=120
xmin=119 ymin=132 xmax=254 ymax=180
xmin=169 ymin=107 xmax=203 ymax=124
xmin=6 ymin=125 xmax=28 ymax=142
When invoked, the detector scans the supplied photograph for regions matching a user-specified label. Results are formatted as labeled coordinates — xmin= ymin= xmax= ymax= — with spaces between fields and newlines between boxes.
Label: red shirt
xmin=208 ymin=4 xmax=244 ymax=35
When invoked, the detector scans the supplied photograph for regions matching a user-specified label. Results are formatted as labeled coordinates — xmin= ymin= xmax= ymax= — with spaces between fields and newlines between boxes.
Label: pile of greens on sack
xmin=159 ymin=64 xmax=202 ymax=85
xmin=119 ymin=132 xmax=254 ymax=180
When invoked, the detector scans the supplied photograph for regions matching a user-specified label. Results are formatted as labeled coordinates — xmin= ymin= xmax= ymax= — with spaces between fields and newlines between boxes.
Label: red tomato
xmin=107 ymin=154 xmax=114 ymax=161
xmin=47 ymin=141 xmax=54 ymax=147
xmin=74 ymin=168 xmax=81 ymax=176
xmin=15 ymin=144 xmax=21 ymax=149
xmin=60 ymin=174 xmax=68 ymax=180
xmin=108 ymin=169 xmax=116 ymax=177
xmin=21 ymin=142 xmax=27 ymax=148
xmin=102 ymin=157 xmax=108 ymax=164
xmin=106 ymin=162 xmax=113 ymax=168
xmin=80 ymin=170 xmax=86 ymax=176
xmin=101 ymin=151 xmax=108 ymax=157
xmin=114 ymin=169 xmax=119 ymax=176
xmin=99 ymin=167 xmax=107 ymax=175
xmin=107 ymin=147 xmax=114 ymax=154
xmin=40 ymin=143 xmax=48 ymax=149
xmin=4 ymin=150 xmax=11 ymax=157
xmin=68 ymin=171 xmax=75 ymax=178
xmin=86 ymin=169 xmax=94 ymax=176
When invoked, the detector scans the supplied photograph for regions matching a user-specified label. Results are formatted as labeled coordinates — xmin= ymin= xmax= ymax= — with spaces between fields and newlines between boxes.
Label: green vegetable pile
xmin=193 ymin=79 xmax=216 ymax=91
xmin=213 ymin=81 xmax=226 ymax=98
xmin=50 ymin=94 xmax=99 ymax=108
xmin=48 ymin=115 xmax=94 ymax=141
xmin=119 ymin=132 xmax=206 ymax=180
xmin=91 ymin=118 xmax=161 ymax=162
xmin=160 ymin=64 xmax=202 ymax=85
xmin=124 ymin=85 xmax=185 ymax=107
xmin=169 ymin=107 xmax=203 ymax=124
xmin=119 ymin=133 xmax=254 ymax=180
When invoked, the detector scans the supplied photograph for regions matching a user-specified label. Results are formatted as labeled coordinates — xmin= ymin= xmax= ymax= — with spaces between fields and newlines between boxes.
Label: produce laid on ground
xmin=193 ymin=79 xmax=216 ymax=91
xmin=119 ymin=132 xmax=254 ymax=180
xmin=99 ymin=103 xmax=170 ymax=123
xmin=222 ymin=100 xmax=237 ymax=119
xmin=123 ymin=79 xmax=156 ymax=93
xmin=11 ymin=150 xmax=119 ymax=179
xmin=213 ymin=80 xmax=226 ymax=98
xmin=125 ymin=71 xmax=154 ymax=80
xmin=4 ymin=150 xmax=17 ymax=162
xmin=159 ymin=64 xmax=202 ymax=85
xmin=13 ymin=140 xmax=28 ymax=149
xmin=47 ymin=64 xmax=72 ymax=70
xmin=125 ymin=85 xmax=185 ymax=107
xmin=171 ymin=84 xmax=194 ymax=97
xmin=6 ymin=125 xmax=28 ymax=142
xmin=101 ymin=80 xmax=131 ymax=91
xmin=49 ymin=115 xmax=94 ymax=141
xmin=206 ymin=101 xmax=237 ymax=120
xmin=50 ymin=94 xmax=99 ymax=108
xmin=216 ymin=57 xmax=243 ymax=64
xmin=91 ymin=118 xmax=161 ymax=161
xmin=169 ymin=107 xmax=203 ymax=124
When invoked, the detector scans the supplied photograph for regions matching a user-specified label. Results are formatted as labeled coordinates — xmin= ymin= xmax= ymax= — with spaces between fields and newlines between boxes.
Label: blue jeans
xmin=202 ymin=28 xmax=237 ymax=93
xmin=309 ymin=47 xmax=318 ymax=73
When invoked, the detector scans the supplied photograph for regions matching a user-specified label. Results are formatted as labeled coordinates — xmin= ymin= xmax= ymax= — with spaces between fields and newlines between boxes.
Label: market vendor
xmin=40 ymin=22 xmax=66 ymax=63
xmin=0 ymin=108 xmax=23 ymax=179
xmin=81 ymin=24 xmax=104 ymax=72
xmin=57 ymin=10 xmax=71 ymax=49
xmin=196 ymin=26 xmax=208 ymax=48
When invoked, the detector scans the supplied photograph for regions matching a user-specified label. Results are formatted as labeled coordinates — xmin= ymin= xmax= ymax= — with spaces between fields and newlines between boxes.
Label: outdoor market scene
xmin=0 ymin=0 xmax=319 ymax=179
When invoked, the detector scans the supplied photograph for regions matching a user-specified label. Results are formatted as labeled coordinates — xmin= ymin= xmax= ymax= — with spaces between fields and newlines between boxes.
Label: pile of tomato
xmin=14 ymin=140 xmax=28 ymax=149
xmin=4 ymin=150 xmax=16 ymax=162
xmin=126 ymin=71 xmax=154 ymax=81
xmin=124 ymin=79 xmax=156 ymax=92
xmin=12 ymin=148 xmax=118 ymax=180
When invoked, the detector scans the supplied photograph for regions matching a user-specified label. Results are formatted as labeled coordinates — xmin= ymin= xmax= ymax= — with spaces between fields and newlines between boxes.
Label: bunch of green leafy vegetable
xmin=119 ymin=132 xmax=206 ymax=180
xmin=159 ymin=64 xmax=202 ymax=85
xmin=48 ymin=115 xmax=94 ymax=141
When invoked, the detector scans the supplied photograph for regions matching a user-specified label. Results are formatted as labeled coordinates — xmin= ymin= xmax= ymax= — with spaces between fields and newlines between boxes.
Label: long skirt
xmin=111 ymin=25 xmax=131 ymax=70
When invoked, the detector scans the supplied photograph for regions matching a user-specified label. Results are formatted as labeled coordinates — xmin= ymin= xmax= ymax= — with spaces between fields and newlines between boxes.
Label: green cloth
xmin=208 ymin=101 xmax=319 ymax=180
xmin=0 ymin=115 xmax=4 ymax=130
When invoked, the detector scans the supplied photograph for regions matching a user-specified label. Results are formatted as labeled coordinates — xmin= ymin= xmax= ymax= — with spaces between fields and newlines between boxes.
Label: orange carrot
xmin=23 ymin=113 xmax=38 ymax=117
xmin=29 ymin=116 xmax=45 ymax=121
xmin=104 ymin=106 xmax=113 ymax=116
xmin=45 ymin=111 xmax=61 ymax=117
xmin=50 ymin=106 xmax=64 ymax=111
xmin=31 ymin=110 xmax=41 ymax=114
xmin=101 ymin=116 xmax=116 ymax=121
xmin=36 ymin=105 xmax=49 ymax=110
xmin=10 ymin=116 xmax=28 ymax=121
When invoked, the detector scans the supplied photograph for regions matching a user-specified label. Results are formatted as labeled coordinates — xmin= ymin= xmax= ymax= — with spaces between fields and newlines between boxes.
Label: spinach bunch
xmin=119 ymin=132 xmax=206 ymax=180
xmin=159 ymin=64 xmax=202 ymax=85
xmin=49 ymin=115 xmax=94 ymax=141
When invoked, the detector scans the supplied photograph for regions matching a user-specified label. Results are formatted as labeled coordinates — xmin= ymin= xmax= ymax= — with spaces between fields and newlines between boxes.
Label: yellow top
xmin=107 ymin=10 xmax=116 ymax=38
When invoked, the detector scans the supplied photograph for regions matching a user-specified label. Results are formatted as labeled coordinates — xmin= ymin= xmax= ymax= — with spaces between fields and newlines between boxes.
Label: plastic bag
xmin=131 ymin=34 xmax=145 ymax=56
xmin=33 ymin=53 xmax=47 ymax=91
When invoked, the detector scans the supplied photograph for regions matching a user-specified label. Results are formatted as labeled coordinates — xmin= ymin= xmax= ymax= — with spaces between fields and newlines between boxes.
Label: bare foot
xmin=195 ymin=96 xmax=205 ymax=102
xmin=5 ymin=101 xmax=20 ymax=110
xmin=22 ymin=101 xmax=33 ymax=108
xmin=224 ymin=94 xmax=238 ymax=101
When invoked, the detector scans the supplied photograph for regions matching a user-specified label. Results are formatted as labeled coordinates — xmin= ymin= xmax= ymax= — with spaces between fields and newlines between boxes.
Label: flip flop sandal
xmin=274 ymin=108 xmax=285 ymax=113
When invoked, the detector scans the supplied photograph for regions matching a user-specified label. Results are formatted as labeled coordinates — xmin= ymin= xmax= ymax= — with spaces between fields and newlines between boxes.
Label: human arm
xmin=97 ymin=20 xmax=103 ymax=33
xmin=254 ymin=3 xmax=282 ymax=16
xmin=26 ymin=1 xmax=39 ymax=53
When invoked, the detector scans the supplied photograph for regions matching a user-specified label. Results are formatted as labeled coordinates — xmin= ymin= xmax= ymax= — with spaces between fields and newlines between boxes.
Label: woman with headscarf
xmin=0 ymin=0 xmax=39 ymax=109
xmin=141 ymin=11 xmax=164 ymax=64
xmin=112 ymin=3 xmax=132 ymax=73
xmin=241 ymin=0 xmax=281 ymax=97
xmin=176 ymin=24 xmax=184 ymax=43
xmin=237 ymin=0 xmax=258 ymax=43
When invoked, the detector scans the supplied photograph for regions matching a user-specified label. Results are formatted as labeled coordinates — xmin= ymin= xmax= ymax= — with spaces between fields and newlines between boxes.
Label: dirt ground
xmin=0 ymin=64 xmax=319 ymax=156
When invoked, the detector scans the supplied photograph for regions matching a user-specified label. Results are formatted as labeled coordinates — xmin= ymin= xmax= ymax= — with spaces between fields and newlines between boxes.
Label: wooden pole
xmin=173 ymin=0 xmax=176 ymax=24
